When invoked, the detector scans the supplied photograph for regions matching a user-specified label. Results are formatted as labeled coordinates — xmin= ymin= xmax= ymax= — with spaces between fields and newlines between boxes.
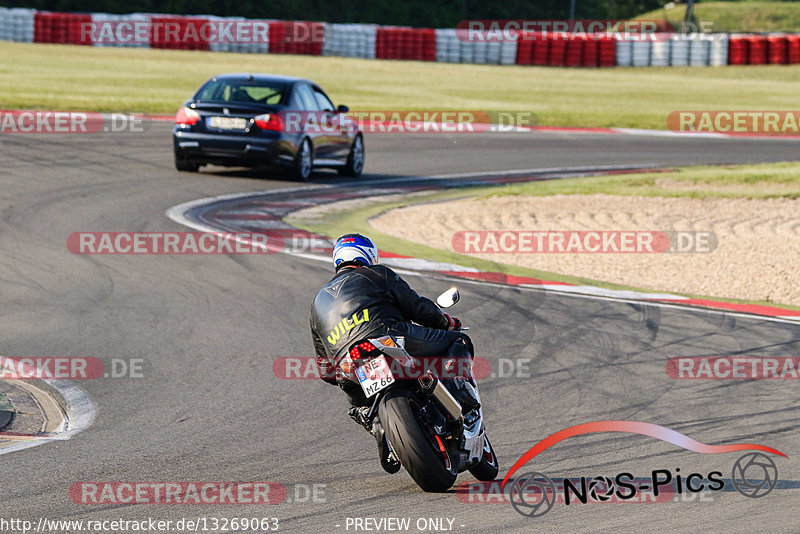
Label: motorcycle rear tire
xmin=378 ymin=388 xmax=458 ymax=492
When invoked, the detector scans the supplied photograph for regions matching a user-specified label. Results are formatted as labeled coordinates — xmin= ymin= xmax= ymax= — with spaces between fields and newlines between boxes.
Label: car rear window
xmin=196 ymin=79 xmax=287 ymax=105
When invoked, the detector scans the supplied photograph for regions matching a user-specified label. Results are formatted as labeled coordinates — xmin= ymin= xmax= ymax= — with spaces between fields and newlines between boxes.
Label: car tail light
xmin=254 ymin=113 xmax=284 ymax=131
xmin=175 ymin=107 xmax=199 ymax=126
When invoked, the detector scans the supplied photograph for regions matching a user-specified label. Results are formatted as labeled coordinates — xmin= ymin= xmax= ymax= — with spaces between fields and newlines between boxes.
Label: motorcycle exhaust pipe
xmin=419 ymin=374 xmax=463 ymax=423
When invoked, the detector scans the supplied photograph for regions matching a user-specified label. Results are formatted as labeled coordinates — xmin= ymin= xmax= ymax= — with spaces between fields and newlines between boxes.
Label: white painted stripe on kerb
xmin=445 ymin=274 xmax=800 ymax=327
xmin=382 ymin=257 xmax=479 ymax=273
xmin=521 ymin=284 xmax=691 ymax=301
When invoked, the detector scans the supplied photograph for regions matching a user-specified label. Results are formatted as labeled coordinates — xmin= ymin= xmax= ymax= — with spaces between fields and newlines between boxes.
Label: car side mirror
xmin=337 ymin=104 xmax=349 ymax=113
xmin=436 ymin=287 xmax=460 ymax=308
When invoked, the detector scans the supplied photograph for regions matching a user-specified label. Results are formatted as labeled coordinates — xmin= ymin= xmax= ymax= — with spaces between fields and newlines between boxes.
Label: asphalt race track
xmin=1 ymin=123 xmax=800 ymax=533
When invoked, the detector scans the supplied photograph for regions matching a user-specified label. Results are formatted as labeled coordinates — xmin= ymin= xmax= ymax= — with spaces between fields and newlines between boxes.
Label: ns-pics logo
xmin=501 ymin=421 xmax=784 ymax=518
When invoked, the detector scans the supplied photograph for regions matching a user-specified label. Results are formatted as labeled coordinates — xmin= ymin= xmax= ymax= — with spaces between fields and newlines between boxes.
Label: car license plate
xmin=356 ymin=355 xmax=395 ymax=398
xmin=208 ymin=116 xmax=248 ymax=130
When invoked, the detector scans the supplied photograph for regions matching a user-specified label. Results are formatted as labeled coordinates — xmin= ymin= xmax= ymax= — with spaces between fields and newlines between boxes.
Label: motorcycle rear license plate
xmin=356 ymin=355 xmax=395 ymax=397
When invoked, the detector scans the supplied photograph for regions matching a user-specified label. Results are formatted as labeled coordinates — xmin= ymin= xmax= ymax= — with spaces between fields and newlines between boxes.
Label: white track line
xmin=426 ymin=164 xmax=662 ymax=180
xmin=134 ymin=115 xmax=800 ymax=141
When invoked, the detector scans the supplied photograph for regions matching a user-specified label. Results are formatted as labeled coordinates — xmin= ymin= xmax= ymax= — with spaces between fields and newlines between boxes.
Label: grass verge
xmin=3 ymin=41 xmax=800 ymax=129
xmin=288 ymin=163 xmax=800 ymax=311
xmin=636 ymin=1 xmax=800 ymax=33
xmin=483 ymin=161 xmax=800 ymax=200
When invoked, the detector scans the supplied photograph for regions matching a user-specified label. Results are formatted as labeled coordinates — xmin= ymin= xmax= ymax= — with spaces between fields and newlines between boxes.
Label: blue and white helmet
xmin=332 ymin=233 xmax=379 ymax=269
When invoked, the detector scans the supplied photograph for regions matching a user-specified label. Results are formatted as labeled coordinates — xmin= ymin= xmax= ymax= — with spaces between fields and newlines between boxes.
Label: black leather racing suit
xmin=309 ymin=264 xmax=474 ymax=406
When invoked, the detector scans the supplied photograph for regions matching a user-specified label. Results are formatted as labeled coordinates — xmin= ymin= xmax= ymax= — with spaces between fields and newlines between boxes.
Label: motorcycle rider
xmin=309 ymin=233 xmax=479 ymax=473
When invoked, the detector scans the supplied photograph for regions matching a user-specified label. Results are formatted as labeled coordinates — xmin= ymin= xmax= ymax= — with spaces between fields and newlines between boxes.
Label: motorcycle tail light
xmin=350 ymin=341 xmax=376 ymax=361
xmin=175 ymin=106 xmax=199 ymax=125
xmin=254 ymin=113 xmax=284 ymax=131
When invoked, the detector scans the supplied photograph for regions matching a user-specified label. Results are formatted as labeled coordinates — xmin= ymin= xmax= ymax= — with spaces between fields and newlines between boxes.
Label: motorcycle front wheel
xmin=468 ymin=434 xmax=499 ymax=481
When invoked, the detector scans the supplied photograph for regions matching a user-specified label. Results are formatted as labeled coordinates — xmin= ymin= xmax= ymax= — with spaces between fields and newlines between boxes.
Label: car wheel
xmin=290 ymin=138 xmax=313 ymax=181
xmin=174 ymin=154 xmax=199 ymax=173
xmin=338 ymin=135 xmax=364 ymax=177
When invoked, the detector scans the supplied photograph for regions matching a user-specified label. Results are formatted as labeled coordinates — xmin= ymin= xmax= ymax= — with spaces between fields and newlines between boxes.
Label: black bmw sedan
xmin=172 ymin=73 xmax=364 ymax=180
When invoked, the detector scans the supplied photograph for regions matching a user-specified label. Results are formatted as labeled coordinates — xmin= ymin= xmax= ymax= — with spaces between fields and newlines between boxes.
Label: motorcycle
xmin=336 ymin=287 xmax=498 ymax=492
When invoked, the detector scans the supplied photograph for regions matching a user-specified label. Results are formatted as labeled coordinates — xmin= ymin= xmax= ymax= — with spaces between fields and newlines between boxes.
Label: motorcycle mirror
xmin=436 ymin=287 xmax=460 ymax=308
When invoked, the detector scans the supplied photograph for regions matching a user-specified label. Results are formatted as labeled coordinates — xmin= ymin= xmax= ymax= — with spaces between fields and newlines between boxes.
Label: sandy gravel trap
xmin=370 ymin=194 xmax=800 ymax=307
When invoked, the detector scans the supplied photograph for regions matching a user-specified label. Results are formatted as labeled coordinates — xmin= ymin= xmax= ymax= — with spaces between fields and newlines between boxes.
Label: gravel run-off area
xmin=370 ymin=194 xmax=800 ymax=307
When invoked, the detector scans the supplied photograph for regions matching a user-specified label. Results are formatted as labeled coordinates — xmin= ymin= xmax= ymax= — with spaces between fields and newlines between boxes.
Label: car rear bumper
xmin=173 ymin=129 xmax=294 ymax=168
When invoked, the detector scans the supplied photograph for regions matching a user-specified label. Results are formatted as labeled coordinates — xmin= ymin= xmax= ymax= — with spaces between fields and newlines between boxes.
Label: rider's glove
xmin=444 ymin=313 xmax=461 ymax=331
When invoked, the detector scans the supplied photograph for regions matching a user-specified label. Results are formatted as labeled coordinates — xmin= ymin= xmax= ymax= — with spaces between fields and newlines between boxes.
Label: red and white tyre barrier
xmin=323 ymin=23 xmax=377 ymax=59
xmin=0 ymin=7 xmax=35 ymax=42
xmin=434 ymin=28 xmax=517 ymax=65
xmin=4 ymin=7 xmax=800 ymax=67
xmin=89 ymin=12 xmax=151 ymax=48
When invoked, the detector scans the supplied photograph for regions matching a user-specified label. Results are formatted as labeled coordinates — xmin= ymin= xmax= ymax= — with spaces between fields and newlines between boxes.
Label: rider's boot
xmin=442 ymin=358 xmax=481 ymax=414
xmin=348 ymin=407 xmax=401 ymax=474
xmin=445 ymin=378 xmax=481 ymax=414
xmin=371 ymin=418 xmax=402 ymax=474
